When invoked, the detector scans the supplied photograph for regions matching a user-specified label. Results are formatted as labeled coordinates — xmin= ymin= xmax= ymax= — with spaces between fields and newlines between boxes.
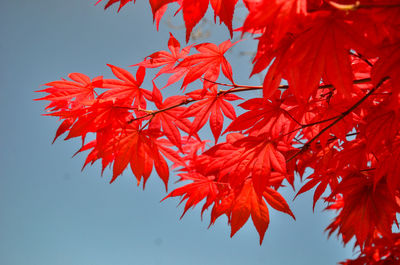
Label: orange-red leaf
xmin=230 ymin=180 xmax=270 ymax=244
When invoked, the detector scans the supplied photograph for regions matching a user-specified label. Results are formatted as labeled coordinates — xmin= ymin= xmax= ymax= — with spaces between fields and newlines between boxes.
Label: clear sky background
xmin=1 ymin=1 xmax=355 ymax=265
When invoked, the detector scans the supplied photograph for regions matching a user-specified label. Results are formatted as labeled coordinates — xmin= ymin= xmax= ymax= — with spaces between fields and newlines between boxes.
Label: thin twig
xmin=349 ymin=51 xmax=374 ymax=67
xmin=286 ymin=77 xmax=389 ymax=163
xmin=220 ymin=78 xmax=371 ymax=93
xmin=126 ymin=78 xmax=372 ymax=124
xmin=127 ymin=99 xmax=195 ymax=124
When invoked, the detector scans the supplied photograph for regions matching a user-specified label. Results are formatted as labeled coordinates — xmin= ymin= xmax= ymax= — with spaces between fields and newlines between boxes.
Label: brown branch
xmin=349 ymin=51 xmax=374 ymax=67
xmin=286 ymin=77 xmax=389 ymax=163
xmin=127 ymin=98 xmax=196 ymax=124
xmin=201 ymin=78 xmax=264 ymax=91
xmin=282 ymin=109 xmax=302 ymax=126
xmin=126 ymin=78 xmax=372 ymax=125
xmin=359 ymin=168 xmax=376 ymax=172
xmin=220 ymin=78 xmax=371 ymax=93
xmin=283 ymin=114 xmax=343 ymax=138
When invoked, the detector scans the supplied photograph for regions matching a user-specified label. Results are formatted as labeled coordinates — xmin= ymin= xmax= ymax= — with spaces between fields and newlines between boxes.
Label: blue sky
xmin=0 ymin=1 xmax=355 ymax=264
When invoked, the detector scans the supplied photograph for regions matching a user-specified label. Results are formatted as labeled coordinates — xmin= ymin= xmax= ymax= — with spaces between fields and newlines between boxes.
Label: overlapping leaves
xmin=37 ymin=1 xmax=400 ymax=263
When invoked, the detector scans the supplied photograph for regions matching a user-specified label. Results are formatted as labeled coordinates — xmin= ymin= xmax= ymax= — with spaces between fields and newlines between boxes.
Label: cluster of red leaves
xmin=340 ymin=233 xmax=400 ymax=265
xmin=38 ymin=1 xmax=400 ymax=264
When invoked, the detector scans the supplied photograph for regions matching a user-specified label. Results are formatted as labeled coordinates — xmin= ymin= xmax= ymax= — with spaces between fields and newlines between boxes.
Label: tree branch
xmin=127 ymin=98 xmax=196 ymax=124
xmin=286 ymin=77 xmax=389 ymax=163
xmin=126 ymin=78 xmax=373 ymax=125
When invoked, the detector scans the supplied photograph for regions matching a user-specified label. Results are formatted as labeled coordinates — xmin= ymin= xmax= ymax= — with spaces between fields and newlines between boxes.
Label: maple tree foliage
xmin=37 ymin=0 xmax=400 ymax=264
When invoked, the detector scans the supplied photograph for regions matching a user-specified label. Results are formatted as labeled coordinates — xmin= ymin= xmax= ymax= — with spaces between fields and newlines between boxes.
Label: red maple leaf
xmin=134 ymin=33 xmax=192 ymax=88
xmin=178 ymin=40 xmax=236 ymax=90
xmin=326 ymin=174 xmax=400 ymax=245
xmin=182 ymin=0 xmax=238 ymax=41
xmin=230 ymin=179 xmax=269 ymax=244
xmin=372 ymin=42 xmax=400 ymax=95
xmin=162 ymin=171 xmax=218 ymax=218
xmin=113 ymin=124 xmax=169 ymax=188
xmin=148 ymin=0 xmax=176 ymax=17
xmin=264 ymin=12 xmax=373 ymax=100
xmin=80 ymin=121 xmax=170 ymax=188
xmin=100 ymin=65 xmax=152 ymax=109
xmin=150 ymin=82 xmax=192 ymax=149
xmin=242 ymin=0 xmax=307 ymax=44
xmin=36 ymin=73 xmax=102 ymax=111
xmin=209 ymin=0 xmax=239 ymax=37
xmin=225 ymin=94 xmax=293 ymax=137
xmin=183 ymin=86 xmax=241 ymax=142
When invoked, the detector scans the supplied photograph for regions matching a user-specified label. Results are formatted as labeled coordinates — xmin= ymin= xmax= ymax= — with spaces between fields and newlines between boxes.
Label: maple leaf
xmin=293 ymin=140 xmax=347 ymax=210
xmin=264 ymin=12 xmax=374 ymax=100
xmin=182 ymin=0 xmax=238 ymax=41
xmin=148 ymin=0 xmax=176 ymax=17
xmin=148 ymin=0 xmax=183 ymax=30
xmin=100 ymin=65 xmax=152 ymax=109
xmin=150 ymin=82 xmax=192 ymax=149
xmin=198 ymin=133 xmax=288 ymax=197
xmin=209 ymin=0 xmax=239 ymax=37
xmin=36 ymin=73 xmax=105 ymax=142
xmin=295 ymin=172 xmax=337 ymax=210
xmin=177 ymin=40 xmax=236 ymax=90
xmin=362 ymin=105 xmax=400 ymax=151
xmin=135 ymin=33 xmax=190 ymax=74
xmin=263 ymin=187 xmax=295 ymax=219
xmin=230 ymin=179 xmax=270 ymax=244
xmin=183 ymin=86 xmax=241 ymax=142
xmin=326 ymin=174 xmax=400 ymax=245
xmin=225 ymin=95 xmax=294 ymax=138
xmin=233 ymin=136 xmax=287 ymax=196
xmin=163 ymin=171 xmax=218 ymax=218
xmin=372 ymin=42 xmax=400 ymax=95
xmin=134 ymin=33 xmax=192 ymax=88
xmin=65 ymin=99 xmax=132 ymax=140
xmin=242 ymin=0 xmax=307 ymax=45
xmin=339 ymin=233 xmax=400 ymax=265
xmin=36 ymin=73 xmax=102 ymax=110
xmin=375 ymin=139 xmax=400 ymax=195
xmin=84 ymin=122 xmax=170 ymax=188
xmin=181 ymin=0 xmax=209 ymax=42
